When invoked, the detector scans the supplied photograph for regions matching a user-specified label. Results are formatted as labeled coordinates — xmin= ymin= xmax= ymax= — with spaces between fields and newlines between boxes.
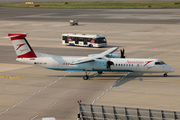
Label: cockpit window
xmin=155 ymin=61 xmax=165 ymax=65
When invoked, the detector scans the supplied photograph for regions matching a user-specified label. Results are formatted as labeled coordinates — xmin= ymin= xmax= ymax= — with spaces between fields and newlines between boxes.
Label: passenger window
xmin=77 ymin=37 xmax=83 ymax=41
xmin=132 ymin=64 xmax=133 ymax=66
xmin=126 ymin=64 xmax=128 ymax=66
xmin=63 ymin=36 xmax=67 ymax=40
xmin=124 ymin=64 xmax=125 ymax=66
xmin=129 ymin=64 xmax=130 ymax=66
xmin=71 ymin=37 xmax=75 ymax=41
xmin=87 ymin=38 xmax=91 ymax=42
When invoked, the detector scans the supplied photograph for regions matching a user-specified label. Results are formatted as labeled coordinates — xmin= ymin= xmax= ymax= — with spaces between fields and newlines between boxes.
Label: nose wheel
xmin=163 ymin=73 xmax=168 ymax=77
xmin=83 ymin=75 xmax=89 ymax=80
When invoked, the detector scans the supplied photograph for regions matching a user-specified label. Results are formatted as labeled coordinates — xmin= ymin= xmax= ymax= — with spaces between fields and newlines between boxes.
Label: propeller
xmin=120 ymin=49 xmax=125 ymax=58
xmin=107 ymin=60 xmax=114 ymax=70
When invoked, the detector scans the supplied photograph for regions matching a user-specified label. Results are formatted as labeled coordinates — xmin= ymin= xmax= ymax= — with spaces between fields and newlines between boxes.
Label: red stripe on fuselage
xmin=144 ymin=61 xmax=153 ymax=66
xmin=17 ymin=51 xmax=37 ymax=58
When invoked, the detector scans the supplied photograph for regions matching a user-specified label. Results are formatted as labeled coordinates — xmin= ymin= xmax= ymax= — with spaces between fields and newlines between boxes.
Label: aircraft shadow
xmin=95 ymin=72 xmax=180 ymax=87
xmin=75 ymin=24 xmax=86 ymax=26
xmin=48 ymin=72 xmax=180 ymax=88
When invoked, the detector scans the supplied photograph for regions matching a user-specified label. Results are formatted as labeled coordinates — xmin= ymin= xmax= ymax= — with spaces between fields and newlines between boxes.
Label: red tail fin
xmin=8 ymin=33 xmax=37 ymax=58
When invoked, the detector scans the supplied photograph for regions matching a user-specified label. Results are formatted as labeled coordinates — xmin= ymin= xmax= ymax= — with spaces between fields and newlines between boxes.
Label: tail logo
xmin=16 ymin=43 xmax=26 ymax=50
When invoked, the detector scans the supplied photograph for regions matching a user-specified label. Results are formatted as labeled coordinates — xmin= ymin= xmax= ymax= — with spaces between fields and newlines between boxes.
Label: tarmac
xmin=0 ymin=8 xmax=180 ymax=120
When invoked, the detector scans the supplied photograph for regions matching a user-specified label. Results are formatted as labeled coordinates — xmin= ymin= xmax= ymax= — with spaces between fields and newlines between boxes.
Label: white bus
xmin=61 ymin=33 xmax=107 ymax=47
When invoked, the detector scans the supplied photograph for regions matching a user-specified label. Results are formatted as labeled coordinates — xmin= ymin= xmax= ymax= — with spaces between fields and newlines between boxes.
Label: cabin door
xmin=84 ymin=38 xmax=88 ymax=45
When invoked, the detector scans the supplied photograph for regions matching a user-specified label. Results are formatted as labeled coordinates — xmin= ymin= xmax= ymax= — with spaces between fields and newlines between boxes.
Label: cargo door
xmin=58 ymin=60 xmax=63 ymax=69
xmin=136 ymin=64 xmax=140 ymax=72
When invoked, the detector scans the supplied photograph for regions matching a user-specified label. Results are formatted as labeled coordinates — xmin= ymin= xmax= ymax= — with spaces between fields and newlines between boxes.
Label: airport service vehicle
xmin=70 ymin=19 xmax=78 ymax=26
xmin=8 ymin=33 xmax=174 ymax=80
xmin=61 ymin=33 xmax=107 ymax=47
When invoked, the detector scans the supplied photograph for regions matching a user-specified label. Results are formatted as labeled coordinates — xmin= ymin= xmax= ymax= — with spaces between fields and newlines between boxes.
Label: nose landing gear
xmin=163 ymin=73 xmax=168 ymax=77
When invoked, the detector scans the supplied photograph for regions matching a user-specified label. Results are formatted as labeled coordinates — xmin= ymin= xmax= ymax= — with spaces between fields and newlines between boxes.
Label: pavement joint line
xmin=92 ymin=72 xmax=130 ymax=105
xmin=31 ymin=115 xmax=38 ymax=120
xmin=94 ymin=73 xmax=98 ymax=77
xmin=66 ymin=91 xmax=73 ymax=96
xmin=49 ymin=102 xmax=57 ymax=108
xmin=81 ymin=81 xmax=87 ymax=86
xmin=0 ymin=72 xmax=71 ymax=116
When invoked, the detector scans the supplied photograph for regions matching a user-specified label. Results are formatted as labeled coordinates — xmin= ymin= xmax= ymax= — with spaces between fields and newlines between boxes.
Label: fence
xmin=79 ymin=103 xmax=180 ymax=120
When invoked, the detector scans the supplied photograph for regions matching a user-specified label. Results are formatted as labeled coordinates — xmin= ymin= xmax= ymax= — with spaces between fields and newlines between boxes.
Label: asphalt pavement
xmin=0 ymin=7 xmax=180 ymax=24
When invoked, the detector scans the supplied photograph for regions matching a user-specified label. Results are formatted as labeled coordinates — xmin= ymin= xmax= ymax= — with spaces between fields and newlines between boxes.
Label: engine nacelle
xmin=88 ymin=54 xmax=121 ymax=58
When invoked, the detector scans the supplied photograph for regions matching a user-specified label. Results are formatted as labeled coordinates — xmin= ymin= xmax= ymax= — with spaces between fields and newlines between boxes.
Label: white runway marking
xmin=66 ymin=91 xmax=73 ymax=96
xmin=81 ymin=81 xmax=87 ymax=86
xmin=0 ymin=72 xmax=71 ymax=116
xmin=113 ymin=72 xmax=130 ymax=87
xmin=31 ymin=115 xmax=38 ymax=120
xmin=92 ymin=72 xmax=130 ymax=104
xmin=94 ymin=73 xmax=98 ymax=77
xmin=49 ymin=102 xmax=57 ymax=108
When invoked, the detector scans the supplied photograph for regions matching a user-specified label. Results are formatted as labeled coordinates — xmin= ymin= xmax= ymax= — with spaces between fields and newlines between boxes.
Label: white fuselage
xmin=16 ymin=54 xmax=175 ymax=73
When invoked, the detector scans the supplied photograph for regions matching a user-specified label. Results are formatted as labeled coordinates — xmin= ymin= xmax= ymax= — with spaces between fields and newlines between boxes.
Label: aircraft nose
xmin=165 ymin=65 xmax=175 ymax=72
xmin=170 ymin=67 xmax=175 ymax=72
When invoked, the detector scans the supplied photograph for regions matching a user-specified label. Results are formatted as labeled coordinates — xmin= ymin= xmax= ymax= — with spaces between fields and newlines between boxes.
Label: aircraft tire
xmin=89 ymin=44 xmax=93 ymax=47
xmin=98 ymin=71 xmax=103 ymax=74
xmin=164 ymin=73 xmax=168 ymax=77
xmin=83 ymin=75 xmax=89 ymax=80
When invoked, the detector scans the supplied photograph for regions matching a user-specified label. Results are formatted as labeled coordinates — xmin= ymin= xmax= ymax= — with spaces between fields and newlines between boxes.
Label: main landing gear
xmin=83 ymin=70 xmax=90 ymax=80
xmin=98 ymin=71 xmax=103 ymax=74
xmin=83 ymin=75 xmax=89 ymax=80
xmin=83 ymin=71 xmax=103 ymax=80
xmin=163 ymin=73 xmax=168 ymax=77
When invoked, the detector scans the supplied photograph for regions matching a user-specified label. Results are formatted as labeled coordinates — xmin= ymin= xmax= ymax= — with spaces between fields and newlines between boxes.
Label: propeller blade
xmin=120 ymin=49 xmax=125 ymax=58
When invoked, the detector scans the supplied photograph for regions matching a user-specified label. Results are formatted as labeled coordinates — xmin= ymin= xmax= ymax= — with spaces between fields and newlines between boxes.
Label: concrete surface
xmin=0 ymin=8 xmax=180 ymax=120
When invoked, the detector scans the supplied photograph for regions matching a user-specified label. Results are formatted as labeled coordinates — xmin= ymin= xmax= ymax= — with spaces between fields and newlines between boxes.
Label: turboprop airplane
xmin=8 ymin=33 xmax=175 ymax=80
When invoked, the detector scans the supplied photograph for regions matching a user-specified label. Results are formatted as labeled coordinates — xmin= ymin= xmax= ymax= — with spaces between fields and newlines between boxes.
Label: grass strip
xmin=0 ymin=2 xmax=180 ymax=9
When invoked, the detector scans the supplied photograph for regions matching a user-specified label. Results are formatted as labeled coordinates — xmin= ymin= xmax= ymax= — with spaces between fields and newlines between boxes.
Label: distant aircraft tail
xmin=8 ymin=33 xmax=37 ymax=58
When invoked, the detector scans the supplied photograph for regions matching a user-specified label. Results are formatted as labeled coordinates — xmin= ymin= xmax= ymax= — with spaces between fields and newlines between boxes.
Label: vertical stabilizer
xmin=8 ymin=33 xmax=37 ymax=58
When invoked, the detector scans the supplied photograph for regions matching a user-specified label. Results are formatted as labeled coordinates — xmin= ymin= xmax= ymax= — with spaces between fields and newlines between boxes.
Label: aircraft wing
xmin=72 ymin=47 xmax=119 ymax=65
